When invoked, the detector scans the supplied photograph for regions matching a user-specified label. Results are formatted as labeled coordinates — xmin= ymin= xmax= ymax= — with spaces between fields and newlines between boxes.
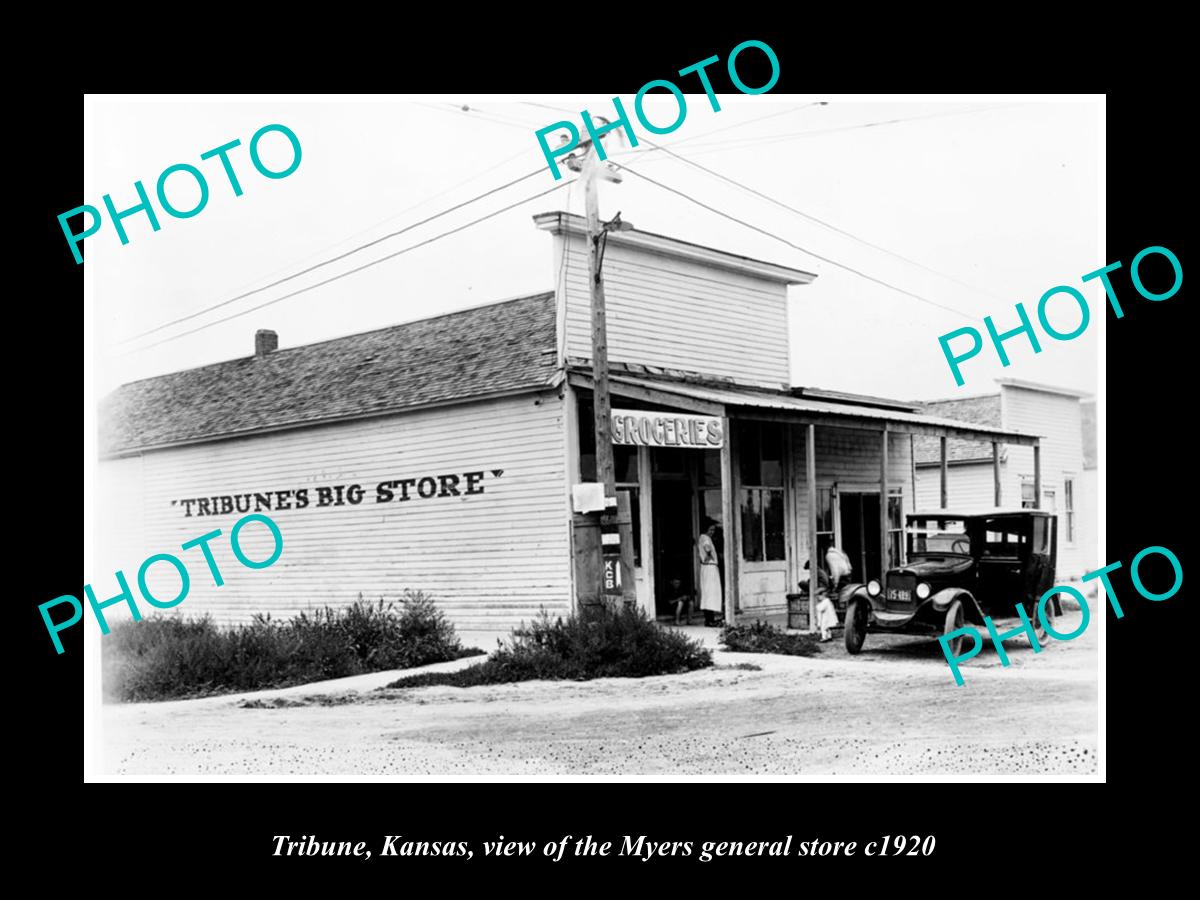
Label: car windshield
xmin=908 ymin=518 xmax=970 ymax=554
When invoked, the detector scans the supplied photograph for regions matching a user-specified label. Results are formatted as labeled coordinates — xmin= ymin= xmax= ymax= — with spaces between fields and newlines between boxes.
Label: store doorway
xmin=653 ymin=479 xmax=696 ymax=617
xmin=839 ymin=492 xmax=882 ymax=583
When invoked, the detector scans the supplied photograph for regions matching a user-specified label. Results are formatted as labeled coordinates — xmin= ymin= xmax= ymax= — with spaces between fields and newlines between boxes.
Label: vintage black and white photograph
xmin=82 ymin=93 xmax=1102 ymax=779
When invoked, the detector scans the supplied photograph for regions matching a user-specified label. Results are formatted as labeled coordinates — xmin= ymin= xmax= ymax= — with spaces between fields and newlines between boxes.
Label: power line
xmin=196 ymin=143 xmax=537 ymax=305
xmin=235 ymin=144 xmax=538 ymax=288
xmin=636 ymin=137 xmax=1012 ymax=305
xmin=612 ymin=161 xmax=978 ymax=322
xmin=457 ymin=101 xmax=990 ymax=318
xmin=415 ymin=101 xmax=533 ymax=134
xmin=121 ymin=179 xmax=574 ymax=354
xmin=118 ymin=165 xmax=545 ymax=344
xmin=618 ymin=104 xmax=1025 ymax=157
xmin=521 ymin=99 xmax=824 ymax=150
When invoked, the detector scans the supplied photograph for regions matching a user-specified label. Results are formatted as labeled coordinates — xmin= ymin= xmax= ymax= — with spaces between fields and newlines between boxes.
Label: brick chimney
xmin=255 ymin=329 xmax=278 ymax=356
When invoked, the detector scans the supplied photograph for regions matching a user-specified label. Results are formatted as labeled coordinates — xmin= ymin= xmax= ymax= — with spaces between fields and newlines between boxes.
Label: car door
xmin=1024 ymin=514 xmax=1057 ymax=606
xmin=975 ymin=516 xmax=1030 ymax=615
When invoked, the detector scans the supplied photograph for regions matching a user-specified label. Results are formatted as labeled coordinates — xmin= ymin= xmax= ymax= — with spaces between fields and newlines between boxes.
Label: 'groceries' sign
xmin=612 ymin=408 xmax=724 ymax=448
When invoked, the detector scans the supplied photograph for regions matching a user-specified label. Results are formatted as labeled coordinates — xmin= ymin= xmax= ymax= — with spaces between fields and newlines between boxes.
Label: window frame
xmin=739 ymin=421 xmax=786 ymax=563
xmin=1063 ymin=476 xmax=1076 ymax=545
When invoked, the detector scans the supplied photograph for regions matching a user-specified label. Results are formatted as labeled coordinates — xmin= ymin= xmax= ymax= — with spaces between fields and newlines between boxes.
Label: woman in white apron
xmin=698 ymin=520 xmax=723 ymax=626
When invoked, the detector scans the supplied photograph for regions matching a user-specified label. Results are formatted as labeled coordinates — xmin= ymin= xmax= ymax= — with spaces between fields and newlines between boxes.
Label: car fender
xmin=843 ymin=583 xmax=874 ymax=609
xmin=929 ymin=588 xmax=985 ymax=625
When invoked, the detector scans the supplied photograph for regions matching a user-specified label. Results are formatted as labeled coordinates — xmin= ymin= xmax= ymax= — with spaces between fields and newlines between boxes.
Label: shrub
xmin=386 ymin=603 xmax=712 ymax=689
xmin=104 ymin=591 xmax=483 ymax=702
xmin=720 ymin=620 xmax=822 ymax=657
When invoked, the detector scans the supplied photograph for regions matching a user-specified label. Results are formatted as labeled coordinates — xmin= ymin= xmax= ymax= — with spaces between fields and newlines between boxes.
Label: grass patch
xmin=105 ymin=591 xmax=483 ymax=702
xmin=720 ymin=620 xmax=822 ymax=657
xmin=386 ymin=604 xmax=712 ymax=689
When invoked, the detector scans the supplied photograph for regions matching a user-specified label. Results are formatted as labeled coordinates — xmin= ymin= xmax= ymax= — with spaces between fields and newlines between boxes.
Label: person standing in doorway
xmin=698 ymin=519 xmax=724 ymax=626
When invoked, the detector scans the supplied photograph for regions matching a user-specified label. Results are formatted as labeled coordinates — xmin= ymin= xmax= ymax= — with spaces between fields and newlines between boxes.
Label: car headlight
xmin=867 ymin=579 xmax=881 ymax=597
xmin=916 ymin=582 xmax=931 ymax=600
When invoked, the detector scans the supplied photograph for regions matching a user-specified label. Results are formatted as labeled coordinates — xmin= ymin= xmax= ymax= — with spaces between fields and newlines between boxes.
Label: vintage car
xmin=843 ymin=510 xmax=1059 ymax=655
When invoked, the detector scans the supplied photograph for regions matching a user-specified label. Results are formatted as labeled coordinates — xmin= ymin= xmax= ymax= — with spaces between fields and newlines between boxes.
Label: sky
xmin=85 ymin=95 xmax=1101 ymax=402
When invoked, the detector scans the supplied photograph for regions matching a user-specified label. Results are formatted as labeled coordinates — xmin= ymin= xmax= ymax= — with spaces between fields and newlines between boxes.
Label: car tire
xmin=943 ymin=599 xmax=966 ymax=657
xmin=845 ymin=598 xmax=867 ymax=654
xmin=1031 ymin=595 xmax=1056 ymax=648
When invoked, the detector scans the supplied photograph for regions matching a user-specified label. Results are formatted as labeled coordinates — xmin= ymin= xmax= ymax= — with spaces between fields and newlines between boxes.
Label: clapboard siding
xmin=1001 ymin=385 xmax=1092 ymax=579
xmin=97 ymin=392 xmax=572 ymax=632
xmin=913 ymin=386 xmax=1095 ymax=580
xmin=559 ymin=236 xmax=791 ymax=386
xmin=914 ymin=465 xmax=998 ymax=512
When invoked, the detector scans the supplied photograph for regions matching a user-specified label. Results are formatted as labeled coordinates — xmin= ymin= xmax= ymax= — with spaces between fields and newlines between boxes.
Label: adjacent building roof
xmin=911 ymin=394 xmax=1003 ymax=464
xmin=100 ymin=292 xmax=559 ymax=457
xmin=995 ymin=377 xmax=1092 ymax=399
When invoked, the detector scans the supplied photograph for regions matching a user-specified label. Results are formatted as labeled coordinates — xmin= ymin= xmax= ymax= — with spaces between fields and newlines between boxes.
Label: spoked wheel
xmin=845 ymin=598 xmax=868 ymax=654
xmin=942 ymin=599 xmax=966 ymax=657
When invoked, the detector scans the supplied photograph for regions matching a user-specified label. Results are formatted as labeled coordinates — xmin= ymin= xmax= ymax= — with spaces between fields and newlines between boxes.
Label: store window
xmin=887 ymin=490 xmax=904 ymax=567
xmin=739 ymin=422 xmax=786 ymax=562
xmin=1064 ymin=477 xmax=1076 ymax=544
xmin=815 ymin=486 xmax=835 ymax=563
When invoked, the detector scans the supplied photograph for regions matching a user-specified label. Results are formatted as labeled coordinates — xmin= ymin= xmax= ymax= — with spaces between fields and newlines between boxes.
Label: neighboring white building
xmin=913 ymin=379 xmax=1096 ymax=580
xmin=98 ymin=213 xmax=1041 ymax=632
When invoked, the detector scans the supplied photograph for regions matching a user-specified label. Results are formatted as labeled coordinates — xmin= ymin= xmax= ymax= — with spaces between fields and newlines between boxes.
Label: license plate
xmin=886 ymin=588 xmax=912 ymax=602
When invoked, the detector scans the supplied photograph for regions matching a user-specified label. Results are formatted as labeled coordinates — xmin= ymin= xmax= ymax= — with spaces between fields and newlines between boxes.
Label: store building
xmin=99 ymin=212 xmax=1041 ymax=634
xmin=912 ymin=379 xmax=1096 ymax=580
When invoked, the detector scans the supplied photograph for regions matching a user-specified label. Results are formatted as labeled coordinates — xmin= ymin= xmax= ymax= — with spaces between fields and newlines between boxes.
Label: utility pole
xmin=567 ymin=138 xmax=626 ymax=605
xmin=582 ymin=147 xmax=617 ymax=505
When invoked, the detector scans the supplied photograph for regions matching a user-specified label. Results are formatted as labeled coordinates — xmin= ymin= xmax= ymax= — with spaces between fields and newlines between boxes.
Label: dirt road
xmin=102 ymin=610 xmax=1098 ymax=777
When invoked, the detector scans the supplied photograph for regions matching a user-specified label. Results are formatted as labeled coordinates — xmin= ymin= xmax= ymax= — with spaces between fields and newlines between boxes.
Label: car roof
xmin=909 ymin=509 xmax=1055 ymax=519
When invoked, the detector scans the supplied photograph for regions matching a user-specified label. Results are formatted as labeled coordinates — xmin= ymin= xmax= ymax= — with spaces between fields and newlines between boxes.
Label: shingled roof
xmin=101 ymin=292 xmax=559 ymax=457
xmin=912 ymin=394 xmax=1002 ymax=464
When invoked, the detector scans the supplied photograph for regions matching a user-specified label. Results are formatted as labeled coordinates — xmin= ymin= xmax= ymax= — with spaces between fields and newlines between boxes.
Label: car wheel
xmin=1031 ymin=595 xmax=1056 ymax=648
xmin=943 ymin=599 xmax=966 ymax=657
xmin=845 ymin=598 xmax=867 ymax=654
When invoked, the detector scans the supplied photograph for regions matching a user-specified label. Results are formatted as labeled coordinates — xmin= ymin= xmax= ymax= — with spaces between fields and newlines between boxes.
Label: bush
xmin=720 ymin=620 xmax=822 ymax=657
xmin=386 ymin=603 xmax=712 ymax=689
xmin=105 ymin=591 xmax=483 ymax=702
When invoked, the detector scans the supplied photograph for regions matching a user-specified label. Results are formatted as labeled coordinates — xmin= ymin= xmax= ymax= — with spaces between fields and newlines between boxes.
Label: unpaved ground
xmin=102 ymin=611 xmax=1098 ymax=777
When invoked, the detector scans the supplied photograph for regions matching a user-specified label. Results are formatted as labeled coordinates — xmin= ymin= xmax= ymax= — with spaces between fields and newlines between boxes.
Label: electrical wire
xmin=634 ymin=138 xmax=1012 ymax=305
xmin=118 ymin=165 xmax=545 ymax=344
xmin=518 ymin=99 xmax=1009 ymax=303
xmin=459 ymin=100 xmax=996 ymax=317
xmin=521 ymin=100 xmax=824 ymax=151
xmin=612 ymin=161 xmax=979 ymax=321
xmin=618 ymin=104 xmax=1025 ymax=156
xmin=192 ymin=143 xmax=538 ymax=305
xmin=121 ymin=179 xmax=574 ymax=354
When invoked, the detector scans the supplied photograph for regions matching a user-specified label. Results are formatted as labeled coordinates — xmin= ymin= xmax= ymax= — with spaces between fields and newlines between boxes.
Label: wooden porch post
xmin=992 ymin=442 xmax=1001 ymax=508
xmin=909 ymin=434 xmax=917 ymax=507
xmin=939 ymin=435 xmax=948 ymax=509
xmin=720 ymin=417 xmax=738 ymax=625
xmin=807 ymin=423 xmax=819 ymax=630
xmin=880 ymin=426 xmax=890 ymax=574
xmin=1033 ymin=442 xmax=1042 ymax=509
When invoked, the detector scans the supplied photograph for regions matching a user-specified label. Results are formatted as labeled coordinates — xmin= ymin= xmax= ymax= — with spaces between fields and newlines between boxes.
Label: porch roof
xmin=570 ymin=372 xmax=1040 ymax=446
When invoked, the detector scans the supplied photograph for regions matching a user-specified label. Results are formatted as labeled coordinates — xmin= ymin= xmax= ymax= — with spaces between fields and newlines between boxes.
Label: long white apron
xmin=698 ymin=533 xmax=723 ymax=612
